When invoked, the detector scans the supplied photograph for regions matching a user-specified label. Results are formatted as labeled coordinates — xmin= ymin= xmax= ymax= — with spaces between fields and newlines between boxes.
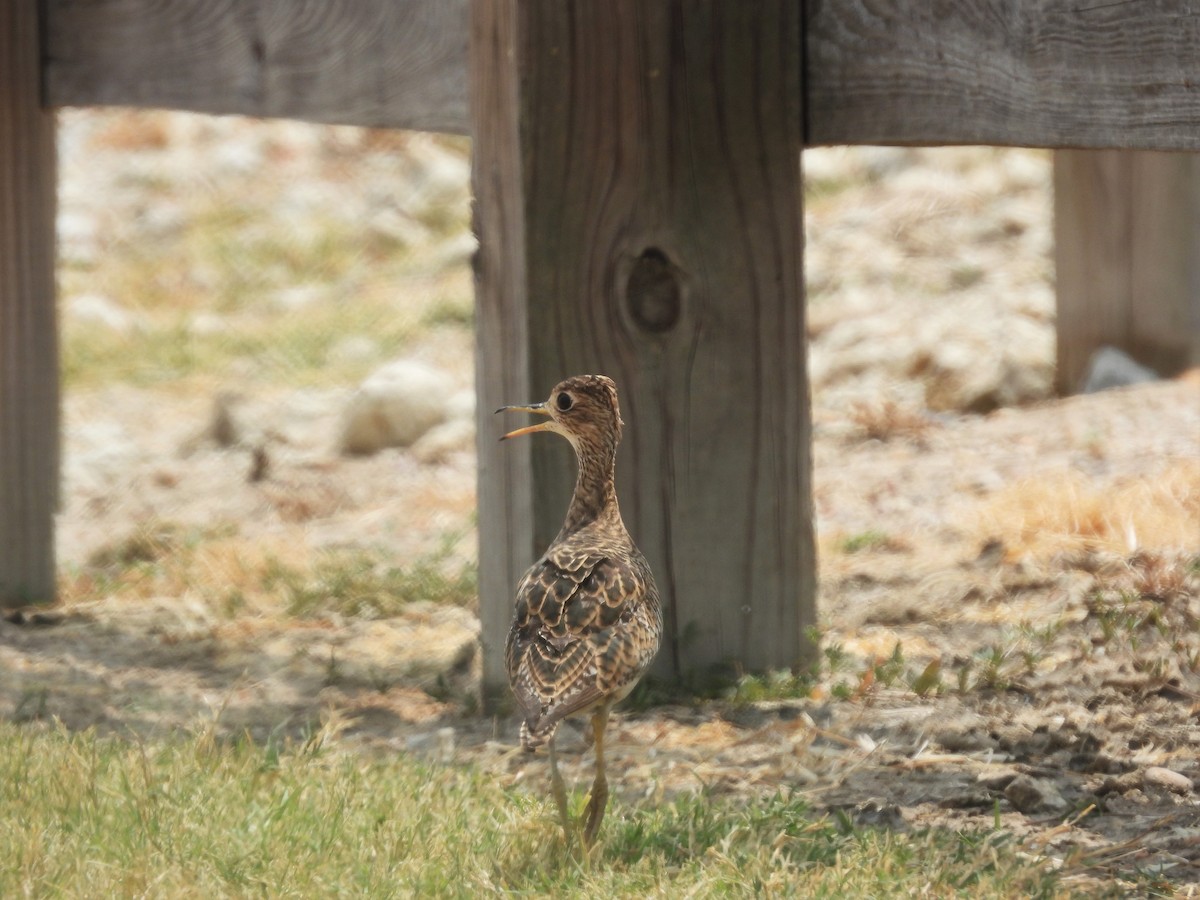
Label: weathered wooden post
xmin=471 ymin=0 xmax=815 ymax=703
xmin=1055 ymin=150 xmax=1200 ymax=393
xmin=0 ymin=2 xmax=59 ymax=607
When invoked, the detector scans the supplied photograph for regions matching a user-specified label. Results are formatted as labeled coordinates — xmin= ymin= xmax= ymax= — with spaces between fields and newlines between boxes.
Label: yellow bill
xmin=496 ymin=402 xmax=553 ymax=441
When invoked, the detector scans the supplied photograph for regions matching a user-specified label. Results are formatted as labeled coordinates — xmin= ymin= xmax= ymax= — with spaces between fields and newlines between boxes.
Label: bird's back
xmin=506 ymin=524 xmax=661 ymax=749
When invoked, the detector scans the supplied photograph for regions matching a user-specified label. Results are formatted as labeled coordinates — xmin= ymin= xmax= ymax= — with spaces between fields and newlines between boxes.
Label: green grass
xmin=0 ymin=722 xmax=1076 ymax=898
xmin=61 ymin=293 xmax=442 ymax=390
xmin=59 ymin=191 xmax=474 ymax=390
xmin=63 ymin=519 xmax=478 ymax=621
xmin=839 ymin=530 xmax=897 ymax=554
xmin=267 ymin=546 xmax=478 ymax=619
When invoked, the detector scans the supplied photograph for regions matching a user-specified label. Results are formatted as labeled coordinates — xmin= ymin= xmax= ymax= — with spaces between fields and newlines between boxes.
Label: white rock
xmin=368 ymin=208 xmax=429 ymax=247
xmin=1081 ymin=346 xmax=1159 ymax=394
xmin=339 ymin=360 xmax=455 ymax=455
xmin=57 ymin=211 xmax=99 ymax=264
xmin=430 ymin=231 xmax=478 ymax=270
xmin=271 ymin=284 xmax=327 ymax=312
xmin=187 ymin=312 xmax=228 ymax=336
xmin=66 ymin=293 xmax=137 ymax=334
xmin=213 ymin=138 xmax=264 ymax=175
xmin=406 ymin=140 xmax=470 ymax=207
xmin=802 ymin=147 xmax=856 ymax=186
xmin=410 ymin=418 xmax=475 ymax=465
xmin=326 ymin=335 xmax=382 ymax=367
xmin=447 ymin=388 xmax=476 ymax=422
xmin=65 ymin=420 xmax=143 ymax=494
xmin=1000 ymin=150 xmax=1050 ymax=191
xmin=1144 ymin=766 xmax=1193 ymax=795
xmin=137 ymin=202 xmax=187 ymax=240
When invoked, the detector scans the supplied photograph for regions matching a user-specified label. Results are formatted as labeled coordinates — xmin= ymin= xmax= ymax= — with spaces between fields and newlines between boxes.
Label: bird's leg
xmin=547 ymin=734 xmax=572 ymax=838
xmin=582 ymin=703 xmax=611 ymax=846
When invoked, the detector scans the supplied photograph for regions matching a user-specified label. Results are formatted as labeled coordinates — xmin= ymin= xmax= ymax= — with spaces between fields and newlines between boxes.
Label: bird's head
xmin=497 ymin=374 xmax=623 ymax=452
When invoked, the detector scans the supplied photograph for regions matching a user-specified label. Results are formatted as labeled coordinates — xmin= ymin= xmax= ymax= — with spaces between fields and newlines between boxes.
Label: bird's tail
xmin=520 ymin=718 xmax=558 ymax=752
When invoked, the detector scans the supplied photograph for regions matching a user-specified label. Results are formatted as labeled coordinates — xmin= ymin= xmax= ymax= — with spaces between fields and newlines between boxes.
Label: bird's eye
xmin=556 ymin=392 xmax=573 ymax=411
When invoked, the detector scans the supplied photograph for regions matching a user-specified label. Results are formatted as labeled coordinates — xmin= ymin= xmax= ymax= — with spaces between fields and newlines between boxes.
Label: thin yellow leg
xmin=582 ymin=704 xmax=610 ymax=846
xmin=547 ymin=735 xmax=572 ymax=837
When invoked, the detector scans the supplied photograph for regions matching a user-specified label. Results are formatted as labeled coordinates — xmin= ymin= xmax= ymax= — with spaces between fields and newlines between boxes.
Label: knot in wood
xmin=626 ymin=248 xmax=681 ymax=334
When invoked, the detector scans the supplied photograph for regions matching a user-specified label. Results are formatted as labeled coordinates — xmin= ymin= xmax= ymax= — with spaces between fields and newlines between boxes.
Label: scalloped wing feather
xmin=506 ymin=548 xmax=661 ymax=750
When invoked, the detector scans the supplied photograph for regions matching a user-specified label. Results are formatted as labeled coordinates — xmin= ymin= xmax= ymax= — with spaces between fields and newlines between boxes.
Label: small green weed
xmin=840 ymin=530 xmax=900 ymax=554
xmin=267 ymin=546 xmax=477 ymax=619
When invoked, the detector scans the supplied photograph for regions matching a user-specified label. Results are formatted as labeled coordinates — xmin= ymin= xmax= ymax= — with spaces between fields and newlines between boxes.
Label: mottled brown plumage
xmin=498 ymin=374 xmax=662 ymax=845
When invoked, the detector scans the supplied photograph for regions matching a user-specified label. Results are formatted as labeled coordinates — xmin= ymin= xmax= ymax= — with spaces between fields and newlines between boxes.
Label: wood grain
xmin=47 ymin=0 xmax=1200 ymax=148
xmin=471 ymin=0 xmax=538 ymax=706
xmin=0 ymin=1 xmax=59 ymax=605
xmin=1054 ymin=150 xmax=1200 ymax=393
xmin=472 ymin=0 xmax=816 ymax=697
xmin=807 ymin=0 xmax=1200 ymax=149
xmin=45 ymin=0 xmax=469 ymax=134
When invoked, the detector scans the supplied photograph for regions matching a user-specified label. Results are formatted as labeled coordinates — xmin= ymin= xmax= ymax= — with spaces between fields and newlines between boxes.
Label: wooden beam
xmin=0 ymin=1 xmax=59 ymax=606
xmin=471 ymin=0 xmax=815 ymax=701
xmin=46 ymin=0 xmax=1200 ymax=150
xmin=44 ymin=0 xmax=469 ymax=134
xmin=806 ymin=0 xmax=1200 ymax=150
xmin=1054 ymin=150 xmax=1200 ymax=393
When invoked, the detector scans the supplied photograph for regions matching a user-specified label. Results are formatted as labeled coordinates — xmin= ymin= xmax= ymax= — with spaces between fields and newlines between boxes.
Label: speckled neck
xmin=559 ymin=430 xmax=621 ymax=538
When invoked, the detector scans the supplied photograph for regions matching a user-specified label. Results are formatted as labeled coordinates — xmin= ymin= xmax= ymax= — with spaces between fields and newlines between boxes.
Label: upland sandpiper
xmin=498 ymin=374 xmax=662 ymax=845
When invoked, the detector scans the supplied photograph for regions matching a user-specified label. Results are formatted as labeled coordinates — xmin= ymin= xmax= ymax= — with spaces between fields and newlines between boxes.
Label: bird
xmin=498 ymin=374 xmax=662 ymax=845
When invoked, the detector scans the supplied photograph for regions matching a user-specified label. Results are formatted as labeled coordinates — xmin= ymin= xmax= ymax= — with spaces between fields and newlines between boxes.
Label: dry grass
xmin=88 ymin=110 xmax=172 ymax=151
xmin=976 ymin=458 xmax=1200 ymax=560
xmin=1127 ymin=549 xmax=1196 ymax=603
xmin=60 ymin=520 xmax=477 ymax=621
xmin=847 ymin=398 xmax=932 ymax=443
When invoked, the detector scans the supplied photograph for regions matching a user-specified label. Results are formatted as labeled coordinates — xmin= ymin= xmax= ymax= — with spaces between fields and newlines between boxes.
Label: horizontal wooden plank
xmin=806 ymin=0 xmax=1200 ymax=150
xmin=44 ymin=0 xmax=469 ymax=134
xmin=44 ymin=1 xmax=1200 ymax=147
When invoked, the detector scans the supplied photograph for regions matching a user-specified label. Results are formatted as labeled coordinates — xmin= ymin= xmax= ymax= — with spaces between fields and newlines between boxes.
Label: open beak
xmin=496 ymin=402 xmax=554 ymax=441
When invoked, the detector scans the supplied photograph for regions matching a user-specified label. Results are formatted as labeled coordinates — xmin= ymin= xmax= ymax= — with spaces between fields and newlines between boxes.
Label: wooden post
xmin=1054 ymin=150 xmax=1200 ymax=393
xmin=0 ymin=2 xmax=59 ymax=606
xmin=471 ymin=0 xmax=814 ymax=702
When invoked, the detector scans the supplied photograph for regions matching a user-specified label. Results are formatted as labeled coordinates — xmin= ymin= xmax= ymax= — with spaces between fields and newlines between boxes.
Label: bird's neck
xmin=560 ymin=440 xmax=621 ymax=537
